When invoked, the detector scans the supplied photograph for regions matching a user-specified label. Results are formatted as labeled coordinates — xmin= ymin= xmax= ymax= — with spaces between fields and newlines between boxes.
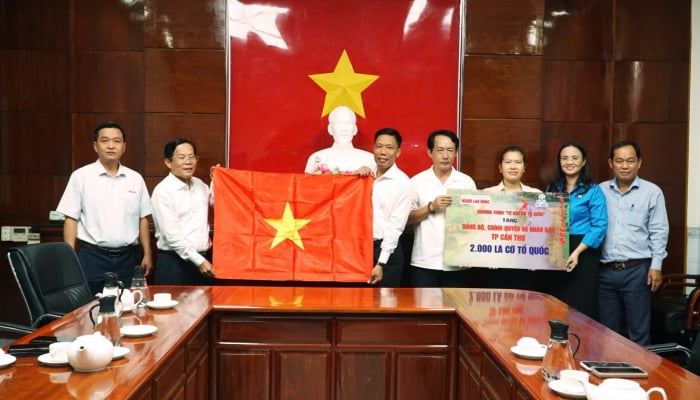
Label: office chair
xmin=650 ymin=274 xmax=700 ymax=346
xmin=0 ymin=321 xmax=32 ymax=347
xmin=647 ymin=329 xmax=700 ymax=376
xmin=6 ymin=242 xmax=94 ymax=329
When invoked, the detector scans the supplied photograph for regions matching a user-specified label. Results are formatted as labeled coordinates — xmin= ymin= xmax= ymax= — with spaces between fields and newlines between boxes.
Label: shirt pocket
xmin=625 ymin=207 xmax=647 ymax=230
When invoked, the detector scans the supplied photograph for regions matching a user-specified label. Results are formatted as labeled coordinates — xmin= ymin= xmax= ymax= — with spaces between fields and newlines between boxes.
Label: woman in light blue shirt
xmin=544 ymin=141 xmax=607 ymax=319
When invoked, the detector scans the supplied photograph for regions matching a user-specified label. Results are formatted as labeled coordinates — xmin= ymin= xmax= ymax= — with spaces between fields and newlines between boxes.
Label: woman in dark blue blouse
xmin=544 ymin=141 xmax=607 ymax=319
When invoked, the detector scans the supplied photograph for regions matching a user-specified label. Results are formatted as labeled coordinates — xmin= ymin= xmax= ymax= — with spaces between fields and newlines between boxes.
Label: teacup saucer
xmin=112 ymin=346 xmax=130 ymax=360
xmin=510 ymin=344 xmax=547 ymax=360
xmin=0 ymin=353 xmax=16 ymax=369
xmin=38 ymin=353 xmax=68 ymax=367
xmin=146 ymin=300 xmax=178 ymax=310
xmin=121 ymin=324 xmax=157 ymax=337
xmin=548 ymin=378 xmax=586 ymax=398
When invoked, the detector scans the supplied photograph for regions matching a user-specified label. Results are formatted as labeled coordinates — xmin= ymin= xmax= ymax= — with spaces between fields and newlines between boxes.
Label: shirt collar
xmin=165 ymin=172 xmax=191 ymax=190
xmin=375 ymin=163 xmax=401 ymax=180
xmin=95 ymin=160 xmax=125 ymax=177
xmin=609 ymin=175 xmax=641 ymax=192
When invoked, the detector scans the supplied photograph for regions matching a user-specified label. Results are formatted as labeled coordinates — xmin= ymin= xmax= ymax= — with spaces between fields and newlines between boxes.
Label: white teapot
xmin=67 ymin=333 xmax=114 ymax=372
xmin=583 ymin=378 xmax=667 ymax=400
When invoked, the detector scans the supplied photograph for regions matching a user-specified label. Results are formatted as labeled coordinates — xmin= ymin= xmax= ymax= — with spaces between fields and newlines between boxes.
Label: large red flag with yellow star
xmin=212 ymin=168 xmax=374 ymax=281
xmin=227 ymin=0 xmax=461 ymax=177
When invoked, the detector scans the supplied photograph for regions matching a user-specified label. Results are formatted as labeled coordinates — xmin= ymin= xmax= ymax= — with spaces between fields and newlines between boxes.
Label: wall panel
xmin=464 ymin=0 xmax=543 ymax=55
xmin=0 ymin=50 xmax=69 ymax=112
xmin=144 ymin=49 xmax=226 ymax=113
xmin=542 ymin=0 xmax=612 ymax=61
xmin=615 ymin=0 xmax=690 ymax=61
xmin=71 ymin=0 xmax=144 ymax=50
xmin=613 ymin=61 xmax=687 ymax=123
xmin=541 ymin=60 xmax=612 ymax=122
xmin=71 ymin=51 xmax=145 ymax=113
xmin=462 ymin=56 xmax=542 ymax=119
xmin=0 ymin=112 xmax=71 ymax=174
xmin=0 ymin=0 xmax=69 ymax=49
xmin=144 ymin=0 xmax=226 ymax=49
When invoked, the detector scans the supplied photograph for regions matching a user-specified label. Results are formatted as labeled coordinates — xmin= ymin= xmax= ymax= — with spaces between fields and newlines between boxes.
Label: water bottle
xmin=89 ymin=295 xmax=122 ymax=347
xmin=130 ymin=265 xmax=149 ymax=305
xmin=541 ymin=319 xmax=581 ymax=381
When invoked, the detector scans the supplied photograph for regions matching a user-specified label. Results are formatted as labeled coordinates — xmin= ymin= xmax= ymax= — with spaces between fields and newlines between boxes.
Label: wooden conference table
xmin=1 ymin=286 xmax=698 ymax=399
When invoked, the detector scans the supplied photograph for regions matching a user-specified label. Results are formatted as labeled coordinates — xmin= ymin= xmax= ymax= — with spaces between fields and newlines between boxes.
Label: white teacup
xmin=153 ymin=292 xmax=171 ymax=304
xmin=517 ymin=336 xmax=541 ymax=349
xmin=120 ymin=289 xmax=143 ymax=310
xmin=49 ymin=341 xmax=71 ymax=362
xmin=560 ymin=369 xmax=590 ymax=382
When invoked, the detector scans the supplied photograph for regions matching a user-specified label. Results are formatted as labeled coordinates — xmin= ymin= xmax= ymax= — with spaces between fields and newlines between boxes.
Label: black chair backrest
xmin=688 ymin=330 xmax=700 ymax=376
xmin=6 ymin=242 xmax=93 ymax=327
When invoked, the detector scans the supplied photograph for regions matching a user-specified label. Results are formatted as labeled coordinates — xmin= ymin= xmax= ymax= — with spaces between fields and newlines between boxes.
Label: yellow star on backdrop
xmin=309 ymin=50 xmax=379 ymax=118
xmin=265 ymin=202 xmax=311 ymax=249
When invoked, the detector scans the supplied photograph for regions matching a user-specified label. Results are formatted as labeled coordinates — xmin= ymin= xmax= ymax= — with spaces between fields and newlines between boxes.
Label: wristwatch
xmin=377 ymin=262 xmax=386 ymax=268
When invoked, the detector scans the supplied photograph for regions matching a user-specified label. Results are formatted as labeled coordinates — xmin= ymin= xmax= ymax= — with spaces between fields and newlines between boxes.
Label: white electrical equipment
xmin=10 ymin=226 xmax=30 ymax=242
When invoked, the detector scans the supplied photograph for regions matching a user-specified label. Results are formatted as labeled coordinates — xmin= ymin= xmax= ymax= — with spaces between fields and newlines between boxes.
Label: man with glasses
xmin=407 ymin=130 xmax=477 ymax=287
xmin=151 ymin=138 xmax=216 ymax=285
xmin=57 ymin=121 xmax=152 ymax=294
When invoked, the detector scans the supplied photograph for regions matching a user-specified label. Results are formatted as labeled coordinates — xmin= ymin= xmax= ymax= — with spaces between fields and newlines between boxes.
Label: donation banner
xmin=443 ymin=190 xmax=569 ymax=271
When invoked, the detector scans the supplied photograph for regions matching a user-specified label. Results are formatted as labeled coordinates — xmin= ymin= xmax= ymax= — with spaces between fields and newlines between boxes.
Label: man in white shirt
xmin=366 ymin=128 xmax=412 ymax=287
xmin=151 ymin=138 xmax=215 ymax=285
xmin=304 ymin=105 xmax=375 ymax=174
xmin=56 ymin=121 xmax=152 ymax=295
xmin=407 ymin=130 xmax=477 ymax=287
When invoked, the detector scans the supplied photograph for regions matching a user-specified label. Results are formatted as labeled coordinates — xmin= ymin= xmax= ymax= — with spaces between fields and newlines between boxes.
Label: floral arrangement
xmin=309 ymin=157 xmax=352 ymax=175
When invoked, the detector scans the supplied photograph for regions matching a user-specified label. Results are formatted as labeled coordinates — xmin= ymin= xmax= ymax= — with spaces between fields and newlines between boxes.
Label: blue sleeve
xmin=648 ymin=188 xmax=669 ymax=270
xmin=582 ymin=185 xmax=608 ymax=249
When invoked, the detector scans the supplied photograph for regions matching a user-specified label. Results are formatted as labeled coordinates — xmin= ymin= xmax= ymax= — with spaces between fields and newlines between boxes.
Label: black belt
xmin=78 ymin=239 xmax=139 ymax=256
xmin=603 ymin=258 xmax=651 ymax=270
xmin=160 ymin=249 xmax=212 ymax=257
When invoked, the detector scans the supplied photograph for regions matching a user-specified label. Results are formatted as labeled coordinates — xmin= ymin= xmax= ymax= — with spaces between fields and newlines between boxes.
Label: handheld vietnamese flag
xmin=212 ymin=168 xmax=374 ymax=281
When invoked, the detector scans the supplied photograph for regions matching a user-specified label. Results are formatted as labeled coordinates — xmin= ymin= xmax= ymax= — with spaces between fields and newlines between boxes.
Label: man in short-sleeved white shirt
xmin=305 ymin=105 xmax=375 ymax=174
xmin=56 ymin=121 xmax=152 ymax=294
xmin=408 ymin=130 xmax=476 ymax=287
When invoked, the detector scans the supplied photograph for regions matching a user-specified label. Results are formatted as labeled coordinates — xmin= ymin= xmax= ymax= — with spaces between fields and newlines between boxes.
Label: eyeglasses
xmin=172 ymin=154 xmax=199 ymax=162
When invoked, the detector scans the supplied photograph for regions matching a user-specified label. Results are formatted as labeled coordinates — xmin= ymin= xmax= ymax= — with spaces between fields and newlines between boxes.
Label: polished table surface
xmin=1 ymin=286 xmax=698 ymax=399
xmin=0 ymin=286 xmax=212 ymax=399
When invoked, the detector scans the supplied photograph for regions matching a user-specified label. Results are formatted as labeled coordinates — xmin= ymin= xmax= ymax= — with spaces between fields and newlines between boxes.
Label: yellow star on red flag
xmin=309 ymin=49 xmax=379 ymax=118
xmin=264 ymin=202 xmax=311 ymax=249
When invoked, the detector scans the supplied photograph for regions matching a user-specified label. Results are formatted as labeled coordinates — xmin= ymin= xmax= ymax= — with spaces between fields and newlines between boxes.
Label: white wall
xmin=687 ymin=1 xmax=700 ymax=274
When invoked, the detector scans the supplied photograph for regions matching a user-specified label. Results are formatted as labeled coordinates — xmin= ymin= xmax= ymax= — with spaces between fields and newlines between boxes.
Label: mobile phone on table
xmin=580 ymin=361 xmax=633 ymax=370
xmin=589 ymin=365 xmax=648 ymax=378
xmin=29 ymin=335 xmax=73 ymax=345
xmin=7 ymin=343 xmax=49 ymax=357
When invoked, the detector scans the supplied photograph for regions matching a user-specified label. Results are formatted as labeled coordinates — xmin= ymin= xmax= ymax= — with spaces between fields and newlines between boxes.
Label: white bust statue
xmin=304 ymin=105 xmax=375 ymax=174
